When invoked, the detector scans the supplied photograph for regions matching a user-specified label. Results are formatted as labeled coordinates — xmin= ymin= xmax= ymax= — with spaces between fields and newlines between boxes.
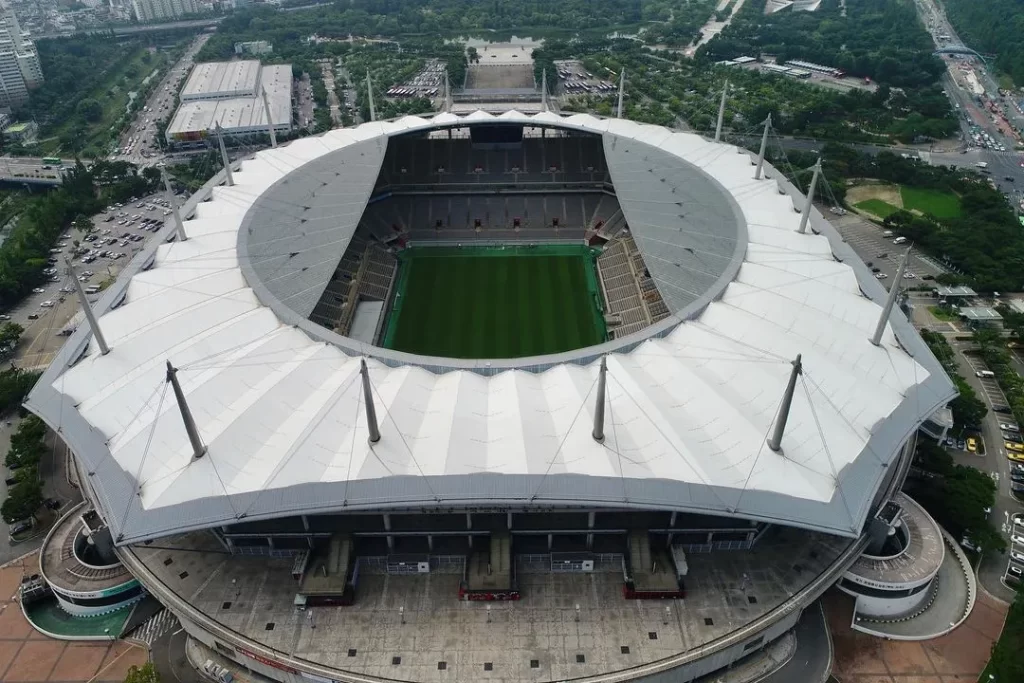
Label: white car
xmin=1012 ymin=533 xmax=1024 ymax=547
xmin=1002 ymin=423 xmax=1020 ymax=432
xmin=31 ymin=287 xmax=44 ymax=294
xmin=39 ymin=301 xmax=54 ymax=308
xmin=904 ymin=272 xmax=916 ymax=279
xmin=1012 ymin=550 xmax=1024 ymax=563
xmin=875 ymin=273 xmax=888 ymax=279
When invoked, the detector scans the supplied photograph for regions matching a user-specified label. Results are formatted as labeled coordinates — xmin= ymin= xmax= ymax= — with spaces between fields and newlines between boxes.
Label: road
xmin=112 ymin=34 xmax=210 ymax=168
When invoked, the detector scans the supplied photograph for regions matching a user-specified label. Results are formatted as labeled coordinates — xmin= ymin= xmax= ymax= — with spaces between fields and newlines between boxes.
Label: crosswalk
xmin=129 ymin=609 xmax=177 ymax=645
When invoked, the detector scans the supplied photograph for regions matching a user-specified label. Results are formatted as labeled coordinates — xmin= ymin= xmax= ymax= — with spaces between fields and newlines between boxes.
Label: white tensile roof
xmin=26 ymin=112 xmax=955 ymax=544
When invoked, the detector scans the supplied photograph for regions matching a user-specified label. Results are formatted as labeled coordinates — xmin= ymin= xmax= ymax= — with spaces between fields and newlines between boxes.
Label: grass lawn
xmin=855 ymin=198 xmax=901 ymax=219
xmin=42 ymin=48 xmax=168 ymax=157
xmin=928 ymin=305 xmax=959 ymax=322
xmin=899 ymin=186 xmax=962 ymax=219
xmin=384 ymin=246 xmax=605 ymax=359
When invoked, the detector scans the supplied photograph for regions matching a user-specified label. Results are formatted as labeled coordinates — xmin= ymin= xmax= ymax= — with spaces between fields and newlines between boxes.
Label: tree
xmin=1 ymin=480 xmax=42 ymax=523
xmin=466 ymin=46 xmax=479 ymax=64
xmin=76 ymin=98 xmax=103 ymax=123
xmin=0 ymin=322 xmax=23 ymax=350
xmin=987 ymin=585 xmax=1024 ymax=681
xmin=123 ymin=662 xmax=160 ymax=683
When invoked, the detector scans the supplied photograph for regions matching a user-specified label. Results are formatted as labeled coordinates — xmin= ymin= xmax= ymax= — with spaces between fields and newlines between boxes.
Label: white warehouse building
xmin=166 ymin=61 xmax=292 ymax=145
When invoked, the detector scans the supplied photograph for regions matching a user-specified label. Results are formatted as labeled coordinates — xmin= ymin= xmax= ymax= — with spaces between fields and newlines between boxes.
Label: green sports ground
xmin=382 ymin=245 xmax=607 ymax=359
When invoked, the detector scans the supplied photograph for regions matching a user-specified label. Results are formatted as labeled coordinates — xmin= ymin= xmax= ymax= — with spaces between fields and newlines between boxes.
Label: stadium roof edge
xmin=24 ymin=110 xmax=956 ymax=544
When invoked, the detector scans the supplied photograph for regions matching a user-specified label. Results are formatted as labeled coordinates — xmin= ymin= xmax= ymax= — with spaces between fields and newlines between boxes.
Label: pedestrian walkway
xmin=186 ymin=637 xmax=276 ymax=683
xmin=0 ymin=553 xmax=148 ymax=682
xmin=128 ymin=609 xmax=177 ymax=646
xmin=825 ymin=588 xmax=1007 ymax=682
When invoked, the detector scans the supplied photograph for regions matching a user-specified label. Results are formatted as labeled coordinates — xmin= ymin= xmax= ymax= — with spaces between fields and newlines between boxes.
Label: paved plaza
xmin=825 ymin=589 xmax=1007 ymax=682
xmin=0 ymin=553 xmax=148 ymax=682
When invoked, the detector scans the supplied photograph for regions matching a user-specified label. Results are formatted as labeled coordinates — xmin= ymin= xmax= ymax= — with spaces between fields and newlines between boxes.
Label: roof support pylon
xmin=443 ymin=68 xmax=451 ymax=112
xmin=797 ymin=158 xmax=822 ymax=234
xmin=592 ymin=356 xmax=608 ymax=443
xmin=616 ymin=69 xmax=626 ymax=119
xmin=166 ymin=360 xmax=207 ymax=460
xmin=767 ymin=354 xmax=802 ymax=453
xmin=162 ymin=170 xmax=187 ymax=242
xmin=870 ymin=248 xmax=911 ymax=346
xmin=541 ymin=69 xmax=548 ymax=112
xmin=215 ymin=123 xmax=233 ymax=187
xmin=754 ymin=114 xmax=771 ymax=180
xmin=260 ymin=86 xmax=278 ymax=148
xmin=64 ymin=257 xmax=109 ymax=355
xmin=360 ymin=359 xmax=381 ymax=444
xmin=366 ymin=70 xmax=376 ymax=122
xmin=714 ymin=80 xmax=728 ymax=142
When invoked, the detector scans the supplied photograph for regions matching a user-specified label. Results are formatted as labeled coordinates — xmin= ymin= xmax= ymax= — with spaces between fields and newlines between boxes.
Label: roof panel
xmin=26 ymin=111 xmax=957 ymax=544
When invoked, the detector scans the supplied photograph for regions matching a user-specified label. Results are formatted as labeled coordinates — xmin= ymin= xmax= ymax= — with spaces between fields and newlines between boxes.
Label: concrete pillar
xmin=468 ymin=534 xmax=473 ymax=549
xmin=706 ymin=532 xmax=714 ymax=544
xmin=427 ymin=535 xmax=434 ymax=552
xmin=267 ymin=537 xmax=275 ymax=550
xmin=301 ymin=515 xmax=310 ymax=531
xmin=506 ymin=512 xmax=513 ymax=529
xmin=383 ymin=513 xmax=393 ymax=551
xmin=547 ymin=533 xmax=553 ymax=550
xmin=666 ymin=532 xmax=674 ymax=548
xmin=466 ymin=512 xmax=472 ymax=529
xmin=587 ymin=511 xmax=596 ymax=550
xmin=669 ymin=511 xmax=677 ymax=528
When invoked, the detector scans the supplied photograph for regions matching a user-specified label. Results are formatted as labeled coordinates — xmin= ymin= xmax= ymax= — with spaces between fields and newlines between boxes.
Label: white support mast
xmin=162 ymin=170 xmax=187 ymax=242
xmin=616 ymin=68 xmax=626 ymax=119
xmin=366 ymin=70 xmax=376 ymax=122
xmin=870 ymin=248 xmax=911 ymax=346
xmin=797 ymin=158 xmax=822 ymax=234
xmin=65 ymin=258 xmax=109 ymax=355
xmin=767 ymin=354 xmax=803 ymax=453
xmin=260 ymin=86 xmax=278 ymax=148
xmin=215 ymin=123 xmax=233 ymax=187
xmin=755 ymin=114 xmax=771 ymax=180
xmin=714 ymin=80 xmax=728 ymax=142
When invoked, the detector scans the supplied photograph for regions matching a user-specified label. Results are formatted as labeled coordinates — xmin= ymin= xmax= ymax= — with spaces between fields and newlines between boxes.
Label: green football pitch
xmin=383 ymin=246 xmax=607 ymax=359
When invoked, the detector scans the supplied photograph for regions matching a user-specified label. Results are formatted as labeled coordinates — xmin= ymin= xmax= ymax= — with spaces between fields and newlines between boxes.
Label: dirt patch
xmin=846 ymin=182 xmax=903 ymax=208
xmin=465 ymin=64 xmax=535 ymax=90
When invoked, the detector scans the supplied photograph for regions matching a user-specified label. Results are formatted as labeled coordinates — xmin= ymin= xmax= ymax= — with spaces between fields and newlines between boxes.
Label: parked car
xmin=9 ymin=519 xmax=31 ymax=535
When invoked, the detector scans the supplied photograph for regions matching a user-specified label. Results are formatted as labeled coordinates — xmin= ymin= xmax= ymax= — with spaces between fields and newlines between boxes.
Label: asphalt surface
xmin=151 ymin=624 xmax=201 ymax=683
xmin=757 ymin=602 xmax=831 ymax=683
xmin=9 ymin=190 xmax=176 ymax=371
xmin=112 ymin=34 xmax=210 ymax=168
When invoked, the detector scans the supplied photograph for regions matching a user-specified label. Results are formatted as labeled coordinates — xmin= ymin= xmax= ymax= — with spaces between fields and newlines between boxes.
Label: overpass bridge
xmin=0 ymin=158 xmax=66 ymax=187
xmin=934 ymin=45 xmax=992 ymax=63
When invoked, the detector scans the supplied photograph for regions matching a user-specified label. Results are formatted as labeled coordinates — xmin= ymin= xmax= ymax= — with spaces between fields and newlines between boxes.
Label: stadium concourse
xmin=26 ymin=110 xmax=962 ymax=683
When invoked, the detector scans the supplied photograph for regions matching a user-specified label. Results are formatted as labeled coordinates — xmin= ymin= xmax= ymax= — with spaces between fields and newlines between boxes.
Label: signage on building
xmin=237 ymin=647 xmax=298 ymax=674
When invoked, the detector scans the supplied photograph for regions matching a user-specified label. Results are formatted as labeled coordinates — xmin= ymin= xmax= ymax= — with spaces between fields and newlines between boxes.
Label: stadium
xmin=27 ymin=110 xmax=959 ymax=682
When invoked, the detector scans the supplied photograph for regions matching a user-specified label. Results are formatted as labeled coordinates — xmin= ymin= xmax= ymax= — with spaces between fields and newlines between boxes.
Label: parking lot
xmin=830 ymin=211 xmax=947 ymax=283
xmin=959 ymin=352 xmax=1011 ymax=411
xmin=13 ymin=190 xmax=175 ymax=369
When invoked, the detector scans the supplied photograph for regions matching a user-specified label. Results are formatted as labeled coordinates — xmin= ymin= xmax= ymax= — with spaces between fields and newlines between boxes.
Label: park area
xmin=383 ymin=245 xmax=606 ymax=359
xmin=849 ymin=183 xmax=962 ymax=221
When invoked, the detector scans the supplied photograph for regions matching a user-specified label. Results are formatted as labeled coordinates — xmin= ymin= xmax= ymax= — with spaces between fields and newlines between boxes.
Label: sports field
xmin=383 ymin=245 xmax=606 ymax=359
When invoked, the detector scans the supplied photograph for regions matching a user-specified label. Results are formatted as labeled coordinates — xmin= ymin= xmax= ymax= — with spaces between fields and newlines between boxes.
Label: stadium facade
xmin=27 ymin=111 xmax=957 ymax=682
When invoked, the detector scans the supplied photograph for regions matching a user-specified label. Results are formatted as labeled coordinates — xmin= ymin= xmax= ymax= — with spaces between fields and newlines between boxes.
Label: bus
xmin=41 ymin=157 xmax=60 ymax=166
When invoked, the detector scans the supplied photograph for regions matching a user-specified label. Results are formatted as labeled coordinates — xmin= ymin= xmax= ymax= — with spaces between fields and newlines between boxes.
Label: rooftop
xmin=959 ymin=306 xmax=1002 ymax=321
xmin=25 ymin=112 xmax=957 ymax=544
xmin=846 ymin=494 xmax=943 ymax=587
xmin=167 ymin=64 xmax=292 ymax=136
xmin=40 ymin=505 xmax=133 ymax=594
xmin=936 ymin=285 xmax=977 ymax=297
xmin=128 ymin=525 xmax=853 ymax=682
xmin=181 ymin=60 xmax=261 ymax=100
